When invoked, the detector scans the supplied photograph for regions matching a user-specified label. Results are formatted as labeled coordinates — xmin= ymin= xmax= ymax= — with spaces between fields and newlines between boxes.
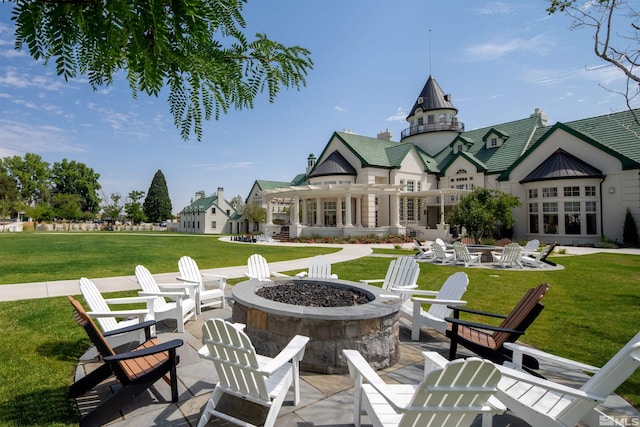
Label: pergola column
xmin=344 ymin=193 xmax=352 ymax=227
xmin=315 ymin=197 xmax=322 ymax=226
xmin=266 ymin=196 xmax=273 ymax=225
xmin=390 ymin=193 xmax=400 ymax=227
xmin=355 ymin=196 xmax=362 ymax=227
xmin=336 ymin=196 xmax=343 ymax=227
xmin=302 ymin=198 xmax=308 ymax=226
xmin=292 ymin=196 xmax=300 ymax=225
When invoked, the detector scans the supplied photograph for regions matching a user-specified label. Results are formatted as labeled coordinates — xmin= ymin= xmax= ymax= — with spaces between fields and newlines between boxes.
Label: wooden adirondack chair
xmin=432 ymin=242 xmax=456 ymax=265
xmin=496 ymin=331 xmax=640 ymax=427
xmin=135 ymin=264 xmax=197 ymax=333
xmin=409 ymin=272 xmax=468 ymax=340
xmin=177 ymin=255 xmax=227 ymax=313
xmin=80 ymin=277 xmax=155 ymax=348
xmin=413 ymin=238 xmax=434 ymax=261
xmin=295 ymin=255 xmax=338 ymax=279
xmin=446 ymin=283 xmax=550 ymax=369
xmin=343 ymin=348 xmax=503 ymax=427
xmin=196 ymin=318 xmax=310 ymax=427
xmin=452 ymin=242 xmax=482 ymax=267
xmin=67 ymin=296 xmax=183 ymax=427
xmin=244 ymin=254 xmax=289 ymax=281
xmin=520 ymin=244 xmax=552 ymax=268
xmin=491 ymin=243 xmax=523 ymax=269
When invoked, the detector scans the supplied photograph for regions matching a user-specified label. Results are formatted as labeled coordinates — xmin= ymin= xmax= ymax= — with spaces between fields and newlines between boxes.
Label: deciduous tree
xmin=10 ymin=0 xmax=314 ymax=140
xmin=125 ymin=190 xmax=146 ymax=224
xmin=0 ymin=153 xmax=51 ymax=205
xmin=143 ymin=170 xmax=172 ymax=223
xmin=51 ymin=159 xmax=101 ymax=213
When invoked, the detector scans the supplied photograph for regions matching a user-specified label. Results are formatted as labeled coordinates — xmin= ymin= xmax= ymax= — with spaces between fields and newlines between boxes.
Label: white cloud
xmin=0 ymin=119 xmax=85 ymax=156
xmin=0 ymin=68 xmax=68 ymax=91
xmin=464 ymin=35 xmax=555 ymax=61
xmin=474 ymin=2 xmax=521 ymax=15
xmin=522 ymin=64 xmax=626 ymax=87
xmin=385 ymin=107 xmax=407 ymax=122
xmin=334 ymin=105 xmax=347 ymax=112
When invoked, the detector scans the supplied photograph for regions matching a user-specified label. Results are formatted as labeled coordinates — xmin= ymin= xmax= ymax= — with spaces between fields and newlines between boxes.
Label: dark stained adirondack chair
xmin=67 ymin=296 xmax=183 ymax=427
xmin=445 ymin=283 xmax=550 ymax=369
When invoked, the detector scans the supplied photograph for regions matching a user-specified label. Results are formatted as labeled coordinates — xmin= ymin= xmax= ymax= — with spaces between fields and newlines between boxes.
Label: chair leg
xmin=197 ymin=387 xmax=224 ymax=427
xmin=69 ymin=363 xmax=112 ymax=398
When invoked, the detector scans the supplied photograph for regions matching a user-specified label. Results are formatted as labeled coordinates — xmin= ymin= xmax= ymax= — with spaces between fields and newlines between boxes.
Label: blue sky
xmin=0 ymin=1 xmax=636 ymax=213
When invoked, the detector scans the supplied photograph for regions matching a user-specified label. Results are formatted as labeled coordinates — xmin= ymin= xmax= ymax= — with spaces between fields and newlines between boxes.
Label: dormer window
xmin=491 ymin=137 xmax=498 ymax=147
xmin=417 ymin=97 xmax=423 ymax=104
xmin=483 ymin=129 xmax=508 ymax=149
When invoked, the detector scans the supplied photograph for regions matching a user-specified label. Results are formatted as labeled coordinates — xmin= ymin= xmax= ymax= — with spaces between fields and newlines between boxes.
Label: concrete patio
xmin=73 ymin=294 xmax=640 ymax=427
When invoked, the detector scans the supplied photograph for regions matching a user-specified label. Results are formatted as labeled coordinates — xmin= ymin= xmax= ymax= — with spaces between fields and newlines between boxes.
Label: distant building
xmin=179 ymin=187 xmax=242 ymax=234
xmin=256 ymin=74 xmax=640 ymax=245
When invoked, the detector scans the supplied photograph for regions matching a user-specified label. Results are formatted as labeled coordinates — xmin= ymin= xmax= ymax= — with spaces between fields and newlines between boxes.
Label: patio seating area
xmin=71 ymin=291 xmax=639 ymax=427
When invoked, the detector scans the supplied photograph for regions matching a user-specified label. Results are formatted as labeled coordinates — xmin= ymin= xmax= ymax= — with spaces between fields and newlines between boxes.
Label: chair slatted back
xmin=135 ymin=265 xmax=170 ymax=313
xmin=80 ymin=277 xmax=119 ymax=333
xmin=523 ymin=239 xmax=540 ymax=253
xmin=427 ymin=272 xmax=468 ymax=321
xmin=453 ymin=242 xmax=473 ymax=262
xmin=201 ymin=318 xmax=270 ymax=402
xmin=247 ymin=254 xmax=272 ymax=281
xmin=460 ymin=237 xmax=475 ymax=245
xmin=502 ymin=243 xmax=523 ymax=264
xmin=178 ymin=256 xmax=204 ymax=292
xmin=68 ymin=296 xmax=117 ymax=360
xmin=431 ymin=243 xmax=450 ymax=262
xmin=400 ymin=358 xmax=501 ymax=427
xmin=381 ymin=257 xmax=420 ymax=296
xmin=307 ymin=255 xmax=333 ymax=279
xmin=493 ymin=283 xmax=549 ymax=346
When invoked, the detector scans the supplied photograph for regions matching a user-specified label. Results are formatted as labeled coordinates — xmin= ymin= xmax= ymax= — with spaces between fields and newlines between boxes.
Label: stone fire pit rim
xmin=231 ymin=277 xmax=402 ymax=320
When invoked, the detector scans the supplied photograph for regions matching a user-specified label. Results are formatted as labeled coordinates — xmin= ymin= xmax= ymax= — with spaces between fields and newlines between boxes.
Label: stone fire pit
xmin=231 ymin=278 xmax=402 ymax=374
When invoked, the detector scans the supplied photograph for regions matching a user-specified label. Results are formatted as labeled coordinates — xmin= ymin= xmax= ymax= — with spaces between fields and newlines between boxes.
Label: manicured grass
xmin=0 ymin=233 xmax=336 ymax=284
xmin=0 ymin=234 xmax=638 ymax=425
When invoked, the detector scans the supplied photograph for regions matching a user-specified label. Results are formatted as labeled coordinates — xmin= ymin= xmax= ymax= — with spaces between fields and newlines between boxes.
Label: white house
xmin=256 ymin=75 xmax=640 ymax=245
xmin=179 ymin=187 xmax=242 ymax=234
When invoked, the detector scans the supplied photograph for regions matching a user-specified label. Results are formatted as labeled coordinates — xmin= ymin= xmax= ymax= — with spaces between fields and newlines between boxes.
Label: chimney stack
xmin=377 ymin=129 xmax=393 ymax=141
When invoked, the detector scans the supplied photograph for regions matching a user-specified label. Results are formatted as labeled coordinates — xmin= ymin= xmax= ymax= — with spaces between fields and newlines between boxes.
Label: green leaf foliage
xmin=10 ymin=0 xmax=314 ymax=141
xmin=143 ymin=170 xmax=172 ymax=222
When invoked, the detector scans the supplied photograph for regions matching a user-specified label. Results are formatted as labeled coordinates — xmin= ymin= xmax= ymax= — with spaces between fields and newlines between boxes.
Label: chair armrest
xmin=445 ymin=317 xmax=524 ymax=335
xmin=388 ymin=284 xmax=419 ymax=293
xmin=343 ymin=349 xmax=406 ymax=410
xmin=139 ymin=290 xmax=186 ymax=300
xmin=105 ymin=338 xmax=184 ymax=361
xmin=262 ymin=335 xmax=310 ymax=374
xmin=158 ymin=283 xmax=198 ymax=291
xmin=359 ymin=279 xmax=384 ymax=285
xmin=449 ymin=305 xmax=506 ymax=319
xmin=503 ymin=342 xmax=600 ymax=373
xmin=102 ymin=320 xmax=157 ymax=337
xmin=87 ymin=309 xmax=149 ymax=318
xmin=413 ymin=297 xmax=466 ymax=306
xmin=396 ymin=289 xmax=438 ymax=297
xmin=271 ymin=272 xmax=289 ymax=277
xmin=497 ymin=365 xmax=605 ymax=401
xmin=295 ymin=271 xmax=308 ymax=277
xmin=176 ymin=276 xmax=199 ymax=284
xmin=103 ymin=296 xmax=156 ymax=305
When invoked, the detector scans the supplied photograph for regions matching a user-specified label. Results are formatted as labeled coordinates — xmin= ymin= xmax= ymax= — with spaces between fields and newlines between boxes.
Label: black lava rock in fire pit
xmin=256 ymin=282 xmax=372 ymax=307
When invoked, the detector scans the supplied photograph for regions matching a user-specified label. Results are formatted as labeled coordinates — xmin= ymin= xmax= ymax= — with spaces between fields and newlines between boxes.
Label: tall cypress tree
xmin=143 ymin=170 xmax=172 ymax=223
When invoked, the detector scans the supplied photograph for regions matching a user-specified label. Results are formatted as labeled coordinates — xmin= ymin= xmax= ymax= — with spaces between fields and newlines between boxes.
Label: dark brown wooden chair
xmin=445 ymin=283 xmax=550 ymax=369
xmin=67 ymin=296 xmax=183 ymax=427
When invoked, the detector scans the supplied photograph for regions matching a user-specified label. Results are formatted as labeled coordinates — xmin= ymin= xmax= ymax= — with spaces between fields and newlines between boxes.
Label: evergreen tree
xmin=143 ymin=171 xmax=172 ymax=223
xmin=623 ymin=208 xmax=639 ymax=246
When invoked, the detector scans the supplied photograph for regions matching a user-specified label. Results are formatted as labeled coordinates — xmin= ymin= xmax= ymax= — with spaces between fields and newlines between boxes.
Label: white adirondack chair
xmin=177 ymin=255 xmax=227 ymax=314
xmin=197 ymin=318 xmax=310 ymax=427
xmin=295 ymin=255 xmax=338 ymax=279
xmin=359 ymin=256 xmax=420 ymax=299
xmin=244 ymin=254 xmax=289 ymax=281
xmin=409 ymin=272 xmax=468 ymax=340
xmin=491 ymin=242 xmax=523 ymax=269
xmin=135 ymin=264 xmax=197 ymax=333
xmin=520 ymin=244 xmax=552 ymax=268
xmin=496 ymin=331 xmax=640 ymax=427
xmin=522 ymin=239 xmax=540 ymax=256
xmin=79 ymin=277 xmax=155 ymax=348
xmin=432 ymin=242 xmax=455 ymax=265
xmin=453 ymin=242 xmax=482 ymax=267
xmin=343 ymin=348 xmax=503 ymax=427
xmin=413 ymin=239 xmax=434 ymax=261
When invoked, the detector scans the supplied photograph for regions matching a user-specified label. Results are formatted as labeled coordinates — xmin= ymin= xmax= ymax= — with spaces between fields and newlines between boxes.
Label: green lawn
xmin=0 ymin=233 xmax=638 ymax=426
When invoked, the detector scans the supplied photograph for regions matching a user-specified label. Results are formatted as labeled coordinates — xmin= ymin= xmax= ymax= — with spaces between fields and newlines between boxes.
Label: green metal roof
xmin=330 ymin=131 xmax=412 ymax=169
xmin=255 ymin=180 xmax=294 ymax=190
xmin=181 ymin=195 xmax=218 ymax=213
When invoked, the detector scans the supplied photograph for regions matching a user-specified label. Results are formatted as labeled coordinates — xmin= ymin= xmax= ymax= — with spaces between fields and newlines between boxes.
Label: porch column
xmin=336 ymin=196 xmax=343 ymax=227
xmin=355 ymin=196 xmax=362 ymax=227
xmin=292 ymin=196 xmax=300 ymax=225
xmin=302 ymin=198 xmax=308 ymax=226
xmin=344 ymin=192 xmax=352 ymax=227
xmin=390 ymin=193 xmax=400 ymax=227
xmin=440 ymin=191 xmax=445 ymax=224
xmin=315 ymin=197 xmax=322 ymax=226
xmin=266 ymin=197 xmax=273 ymax=225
